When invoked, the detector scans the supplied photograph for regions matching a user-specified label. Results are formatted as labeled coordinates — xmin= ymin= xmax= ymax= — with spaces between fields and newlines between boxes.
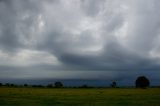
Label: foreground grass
xmin=0 ymin=87 xmax=160 ymax=106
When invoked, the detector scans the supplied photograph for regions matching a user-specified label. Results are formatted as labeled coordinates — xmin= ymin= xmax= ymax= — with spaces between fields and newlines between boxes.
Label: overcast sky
xmin=0 ymin=0 xmax=160 ymax=86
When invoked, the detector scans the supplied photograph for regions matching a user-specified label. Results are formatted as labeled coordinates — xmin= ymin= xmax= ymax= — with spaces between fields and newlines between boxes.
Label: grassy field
xmin=0 ymin=87 xmax=160 ymax=106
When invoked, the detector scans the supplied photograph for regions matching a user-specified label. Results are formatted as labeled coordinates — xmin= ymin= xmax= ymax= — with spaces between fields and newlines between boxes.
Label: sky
xmin=0 ymin=0 xmax=160 ymax=86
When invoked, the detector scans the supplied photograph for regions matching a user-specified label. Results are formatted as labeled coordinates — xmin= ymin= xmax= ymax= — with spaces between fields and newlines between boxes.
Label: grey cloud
xmin=0 ymin=0 xmax=42 ymax=52
xmin=80 ymin=0 xmax=106 ymax=16
xmin=0 ymin=0 xmax=160 ymax=85
xmin=58 ymin=40 xmax=154 ymax=71
xmin=125 ymin=0 xmax=160 ymax=54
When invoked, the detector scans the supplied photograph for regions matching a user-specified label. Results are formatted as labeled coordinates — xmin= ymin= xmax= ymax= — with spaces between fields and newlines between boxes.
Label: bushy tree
xmin=10 ymin=83 xmax=15 ymax=87
xmin=54 ymin=81 xmax=63 ymax=88
xmin=24 ymin=84 xmax=28 ymax=87
xmin=0 ymin=83 xmax=2 ymax=86
xmin=111 ymin=81 xmax=117 ymax=88
xmin=32 ymin=85 xmax=43 ymax=87
xmin=5 ymin=83 xmax=10 ymax=87
xmin=80 ymin=84 xmax=88 ymax=88
xmin=47 ymin=84 xmax=53 ymax=88
xmin=135 ymin=76 xmax=150 ymax=88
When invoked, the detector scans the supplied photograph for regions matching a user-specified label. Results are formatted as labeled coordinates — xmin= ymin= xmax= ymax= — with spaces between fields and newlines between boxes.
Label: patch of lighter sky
xmin=76 ymin=17 xmax=103 ymax=52
xmin=0 ymin=50 xmax=10 ymax=65
xmin=0 ymin=49 xmax=60 ymax=66
xmin=21 ymin=14 xmax=46 ymax=47
xmin=114 ymin=21 xmax=128 ymax=46
xmin=38 ymin=14 xmax=45 ymax=30
xmin=21 ymin=13 xmax=30 ymax=21
xmin=150 ymin=47 xmax=160 ymax=59
xmin=112 ymin=2 xmax=129 ymax=47
xmin=14 ymin=49 xmax=60 ymax=65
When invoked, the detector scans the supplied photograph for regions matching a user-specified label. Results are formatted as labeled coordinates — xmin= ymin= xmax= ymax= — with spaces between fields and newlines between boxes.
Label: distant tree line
xmin=0 ymin=76 xmax=152 ymax=89
xmin=0 ymin=81 xmax=64 ymax=88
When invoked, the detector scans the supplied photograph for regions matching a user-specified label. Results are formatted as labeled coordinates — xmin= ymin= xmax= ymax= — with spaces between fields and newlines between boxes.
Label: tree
xmin=135 ymin=76 xmax=150 ymax=88
xmin=10 ymin=83 xmax=15 ymax=87
xmin=0 ymin=83 xmax=2 ymax=86
xmin=80 ymin=84 xmax=88 ymax=88
xmin=24 ymin=84 xmax=28 ymax=87
xmin=54 ymin=81 xmax=63 ymax=88
xmin=47 ymin=84 xmax=53 ymax=88
xmin=111 ymin=81 xmax=117 ymax=88
xmin=5 ymin=83 xmax=10 ymax=87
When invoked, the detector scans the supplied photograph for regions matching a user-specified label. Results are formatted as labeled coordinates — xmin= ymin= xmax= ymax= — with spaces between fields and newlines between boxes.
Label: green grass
xmin=0 ymin=87 xmax=160 ymax=106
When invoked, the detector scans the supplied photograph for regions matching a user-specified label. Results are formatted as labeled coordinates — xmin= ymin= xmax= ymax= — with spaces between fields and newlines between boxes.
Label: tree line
xmin=0 ymin=81 xmax=63 ymax=88
xmin=0 ymin=76 xmax=151 ymax=88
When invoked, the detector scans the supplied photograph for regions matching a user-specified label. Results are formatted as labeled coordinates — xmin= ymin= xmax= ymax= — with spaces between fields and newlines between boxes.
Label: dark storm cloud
xmin=0 ymin=0 xmax=160 ymax=84
xmin=59 ymin=40 xmax=157 ymax=71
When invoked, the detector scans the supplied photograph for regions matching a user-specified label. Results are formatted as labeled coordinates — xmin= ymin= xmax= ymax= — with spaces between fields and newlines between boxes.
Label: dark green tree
xmin=135 ymin=76 xmax=150 ymax=88
xmin=54 ymin=81 xmax=63 ymax=88
xmin=0 ymin=83 xmax=2 ymax=86
xmin=24 ymin=84 xmax=28 ymax=87
xmin=5 ymin=83 xmax=10 ymax=87
xmin=80 ymin=84 xmax=88 ymax=88
xmin=47 ymin=84 xmax=53 ymax=88
xmin=111 ymin=81 xmax=117 ymax=88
